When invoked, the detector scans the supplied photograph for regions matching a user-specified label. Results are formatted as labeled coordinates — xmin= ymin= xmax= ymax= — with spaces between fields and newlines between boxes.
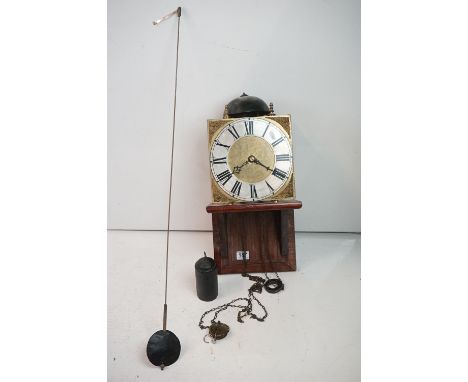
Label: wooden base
xmin=206 ymin=200 xmax=302 ymax=274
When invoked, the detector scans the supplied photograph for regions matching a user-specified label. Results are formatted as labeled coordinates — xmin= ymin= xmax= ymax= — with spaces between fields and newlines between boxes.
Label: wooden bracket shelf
xmin=206 ymin=200 xmax=302 ymax=275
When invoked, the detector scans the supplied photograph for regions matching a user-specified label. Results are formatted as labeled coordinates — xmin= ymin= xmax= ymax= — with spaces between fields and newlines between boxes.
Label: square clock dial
xmin=208 ymin=115 xmax=295 ymax=203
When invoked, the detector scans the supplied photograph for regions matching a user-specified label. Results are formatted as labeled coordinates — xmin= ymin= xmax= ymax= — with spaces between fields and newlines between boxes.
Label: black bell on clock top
xmin=226 ymin=93 xmax=272 ymax=118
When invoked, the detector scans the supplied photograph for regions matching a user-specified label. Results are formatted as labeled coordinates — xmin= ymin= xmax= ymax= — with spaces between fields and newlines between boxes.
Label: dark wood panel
xmin=209 ymin=203 xmax=301 ymax=274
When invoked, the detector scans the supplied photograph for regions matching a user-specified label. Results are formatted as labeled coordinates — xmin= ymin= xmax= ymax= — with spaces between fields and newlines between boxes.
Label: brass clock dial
xmin=209 ymin=117 xmax=293 ymax=201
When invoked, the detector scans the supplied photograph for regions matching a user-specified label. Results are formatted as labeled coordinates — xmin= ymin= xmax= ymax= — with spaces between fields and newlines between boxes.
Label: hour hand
xmin=233 ymin=160 xmax=249 ymax=174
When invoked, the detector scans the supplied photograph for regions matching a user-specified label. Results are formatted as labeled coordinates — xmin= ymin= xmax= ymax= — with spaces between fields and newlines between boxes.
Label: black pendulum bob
xmin=146 ymin=302 xmax=181 ymax=369
xmin=147 ymin=322 xmax=181 ymax=369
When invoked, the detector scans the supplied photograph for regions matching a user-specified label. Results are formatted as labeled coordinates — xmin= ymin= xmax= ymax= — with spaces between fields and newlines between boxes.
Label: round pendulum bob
xmin=147 ymin=330 xmax=181 ymax=369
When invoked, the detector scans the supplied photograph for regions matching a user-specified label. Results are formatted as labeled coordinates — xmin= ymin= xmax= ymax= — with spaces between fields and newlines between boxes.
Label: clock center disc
xmin=227 ymin=136 xmax=275 ymax=183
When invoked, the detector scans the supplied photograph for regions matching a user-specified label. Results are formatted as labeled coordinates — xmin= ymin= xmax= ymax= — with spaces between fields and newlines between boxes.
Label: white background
xmin=108 ymin=0 xmax=361 ymax=232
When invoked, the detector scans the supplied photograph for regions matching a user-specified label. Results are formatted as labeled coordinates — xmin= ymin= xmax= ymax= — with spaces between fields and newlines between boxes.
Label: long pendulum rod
xmin=146 ymin=7 xmax=182 ymax=370
xmin=157 ymin=6 xmax=181 ymax=332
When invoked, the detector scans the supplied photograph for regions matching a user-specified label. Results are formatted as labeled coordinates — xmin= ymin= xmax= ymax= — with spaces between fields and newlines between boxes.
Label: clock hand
xmin=249 ymin=156 xmax=273 ymax=172
xmin=256 ymin=161 xmax=272 ymax=171
xmin=233 ymin=160 xmax=249 ymax=174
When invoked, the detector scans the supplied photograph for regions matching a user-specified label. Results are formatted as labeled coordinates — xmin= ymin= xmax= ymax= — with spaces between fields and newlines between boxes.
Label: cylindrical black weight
xmin=195 ymin=252 xmax=218 ymax=301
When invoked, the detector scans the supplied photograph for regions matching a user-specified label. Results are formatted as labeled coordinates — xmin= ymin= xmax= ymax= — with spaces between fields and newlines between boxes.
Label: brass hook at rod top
xmin=152 ymin=7 xmax=181 ymax=26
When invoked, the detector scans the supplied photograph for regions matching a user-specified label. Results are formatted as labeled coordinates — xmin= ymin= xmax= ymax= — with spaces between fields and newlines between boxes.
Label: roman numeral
xmin=275 ymin=154 xmax=290 ymax=161
xmin=231 ymin=181 xmax=242 ymax=196
xmin=272 ymin=168 xmax=288 ymax=180
xmin=216 ymin=170 xmax=232 ymax=185
xmin=228 ymin=125 xmax=240 ymax=139
xmin=265 ymin=181 xmax=275 ymax=193
xmin=262 ymin=123 xmax=270 ymax=137
xmin=250 ymin=184 xmax=258 ymax=199
xmin=215 ymin=140 xmax=230 ymax=149
xmin=272 ymin=137 xmax=285 ymax=147
xmin=212 ymin=157 xmax=227 ymax=164
xmin=244 ymin=120 xmax=254 ymax=135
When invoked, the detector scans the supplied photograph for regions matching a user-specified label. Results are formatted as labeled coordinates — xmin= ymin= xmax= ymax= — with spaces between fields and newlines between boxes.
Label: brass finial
xmin=223 ymin=105 xmax=229 ymax=119
xmin=269 ymin=102 xmax=275 ymax=115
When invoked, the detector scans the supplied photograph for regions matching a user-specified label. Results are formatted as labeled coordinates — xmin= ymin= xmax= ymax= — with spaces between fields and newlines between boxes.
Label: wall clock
xmin=206 ymin=94 xmax=302 ymax=274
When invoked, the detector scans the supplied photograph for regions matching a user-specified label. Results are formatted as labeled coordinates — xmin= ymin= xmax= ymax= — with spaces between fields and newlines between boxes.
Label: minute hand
xmin=253 ymin=158 xmax=272 ymax=172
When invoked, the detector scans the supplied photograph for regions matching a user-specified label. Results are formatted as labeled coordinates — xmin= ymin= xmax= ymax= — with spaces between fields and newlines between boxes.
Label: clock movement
xmin=206 ymin=94 xmax=302 ymax=274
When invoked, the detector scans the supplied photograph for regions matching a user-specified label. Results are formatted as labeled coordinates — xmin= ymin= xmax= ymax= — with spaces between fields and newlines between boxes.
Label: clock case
xmin=206 ymin=94 xmax=302 ymax=275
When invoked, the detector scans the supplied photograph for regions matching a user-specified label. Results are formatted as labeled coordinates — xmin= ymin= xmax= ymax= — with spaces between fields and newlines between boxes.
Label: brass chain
xmin=241 ymin=251 xmax=284 ymax=293
xmin=198 ymin=283 xmax=268 ymax=330
xmin=198 ymin=252 xmax=283 ymax=339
